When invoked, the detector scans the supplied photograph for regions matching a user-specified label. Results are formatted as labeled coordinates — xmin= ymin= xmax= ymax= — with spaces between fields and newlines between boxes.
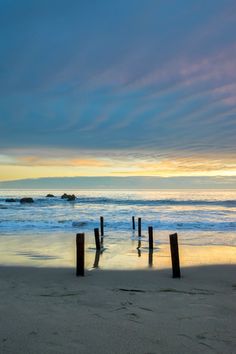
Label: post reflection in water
xmin=148 ymin=250 xmax=153 ymax=268
xmin=131 ymin=230 xmax=136 ymax=241
xmin=136 ymin=238 xmax=154 ymax=266
xmin=137 ymin=239 xmax=141 ymax=257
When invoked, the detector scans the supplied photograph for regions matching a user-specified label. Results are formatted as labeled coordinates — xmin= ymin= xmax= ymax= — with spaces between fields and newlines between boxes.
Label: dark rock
xmin=20 ymin=197 xmax=34 ymax=203
xmin=46 ymin=194 xmax=55 ymax=198
xmin=67 ymin=194 xmax=76 ymax=201
xmin=5 ymin=198 xmax=17 ymax=202
xmin=61 ymin=193 xmax=76 ymax=201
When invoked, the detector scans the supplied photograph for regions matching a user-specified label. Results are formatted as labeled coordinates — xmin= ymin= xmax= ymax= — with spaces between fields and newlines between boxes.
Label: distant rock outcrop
xmin=61 ymin=193 xmax=76 ymax=201
xmin=5 ymin=198 xmax=17 ymax=202
xmin=20 ymin=197 xmax=34 ymax=203
xmin=67 ymin=194 xmax=76 ymax=201
xmin=46 ymin=194 xmax=55 ymax=198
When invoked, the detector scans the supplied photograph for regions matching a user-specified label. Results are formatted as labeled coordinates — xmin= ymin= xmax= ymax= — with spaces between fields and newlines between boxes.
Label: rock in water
xmin=20 ymin=197 xmax=34 ymax=203
xmin=5 ymin=198 xmax=17 ymax=202
xmin=61 ymin=193 xmax=76 ymax=201
xmin=46 ymin=194 xmax=55 ymax=198
xmin=67 ymin=194 xmax=76 ymax=201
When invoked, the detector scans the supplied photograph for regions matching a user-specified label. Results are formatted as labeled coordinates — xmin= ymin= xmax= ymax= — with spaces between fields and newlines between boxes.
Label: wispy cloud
xmin=0 ymin=0 xmax=236 ymax=181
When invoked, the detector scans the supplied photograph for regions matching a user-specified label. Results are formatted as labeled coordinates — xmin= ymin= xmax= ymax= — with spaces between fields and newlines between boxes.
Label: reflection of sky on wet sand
xmin=0 ymin=231 xmax=236 ymax=270
xmin=0 ymin=232 xmax=75 ymax=267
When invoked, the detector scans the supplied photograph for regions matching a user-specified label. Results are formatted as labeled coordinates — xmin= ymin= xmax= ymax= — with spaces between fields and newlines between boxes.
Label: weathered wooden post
xmin=132 ymin=216 xmax=135 ymax=230
xmin=148 ymin=226 xmax=153 ymax=250
xmin=100 ymin=216 xmax=104 ymax=237
xmin=138 ymin=217 xmax=142 ymax=237
xmin=169 ymin=233 xmax=181 ymax=278
xmin=94 ymin=228 xmax=101 ymax=251
xmin=76 ymin=233 xmax=85 ymax=276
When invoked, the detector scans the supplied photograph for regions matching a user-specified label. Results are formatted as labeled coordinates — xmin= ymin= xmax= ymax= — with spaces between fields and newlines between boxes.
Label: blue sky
xmin=0 ymin=0 xmax=236 ymax=182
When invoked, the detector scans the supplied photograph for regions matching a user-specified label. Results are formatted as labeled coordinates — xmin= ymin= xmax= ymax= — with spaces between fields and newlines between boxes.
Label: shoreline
xmin=0 ymin=264 xmax=236 ymax=353
xmin=0 ymin=232 xmax=236 ymax=269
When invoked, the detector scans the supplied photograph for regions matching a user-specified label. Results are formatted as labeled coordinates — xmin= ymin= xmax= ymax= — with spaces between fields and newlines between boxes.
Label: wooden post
xmin=100 ymin=216 xmax=104 ymax=237
xmin=138 ymin=217 xmax=142 ymax=237
xmin=169 ymin=233 xmax=181 ymax=278
xmin=76 ymin=233 xmax=84 ymax=276
xmin=148 ymin=226 xmax=153 ymax=250
xmin=132 ymin=216 xmax=135 ymax=230
xmin=94 ymin=228 xmax=101 ymax=251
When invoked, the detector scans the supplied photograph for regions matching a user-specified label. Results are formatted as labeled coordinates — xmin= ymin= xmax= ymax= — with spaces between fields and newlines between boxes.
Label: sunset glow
xmin=0 ymin=1 xmax=236 ymax=187
xmin=1 ymin=150 xmax=236 ymax=182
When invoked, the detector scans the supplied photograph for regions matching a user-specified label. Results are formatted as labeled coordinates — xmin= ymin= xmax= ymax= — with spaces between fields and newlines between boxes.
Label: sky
xmin=0 ymin=0 xmax=236 ymax=186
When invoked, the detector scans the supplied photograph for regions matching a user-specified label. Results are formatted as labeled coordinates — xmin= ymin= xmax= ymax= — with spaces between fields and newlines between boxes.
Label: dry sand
xmin=0 ymin=264 xmax=236 ymax=354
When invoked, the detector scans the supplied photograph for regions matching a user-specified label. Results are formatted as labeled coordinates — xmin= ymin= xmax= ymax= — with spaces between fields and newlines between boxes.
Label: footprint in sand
xmin=29 ymin=331 xmax=37 ymax=336
xmin=127 ymin=312 xmax=141 ymax=323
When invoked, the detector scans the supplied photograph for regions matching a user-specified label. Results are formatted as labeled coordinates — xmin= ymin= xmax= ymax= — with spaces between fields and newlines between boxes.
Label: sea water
xmin=0 ymin=189 xmax=235 ymax=267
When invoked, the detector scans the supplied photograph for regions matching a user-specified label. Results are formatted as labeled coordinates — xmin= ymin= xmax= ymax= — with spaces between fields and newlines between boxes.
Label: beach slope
xmin=0 ymin=265 xmax=235 ymax=354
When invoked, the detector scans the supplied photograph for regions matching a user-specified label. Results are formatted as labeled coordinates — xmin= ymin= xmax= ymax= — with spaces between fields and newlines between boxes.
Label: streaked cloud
xmin=0 ymin=149 xmax=236 ymax=182
xmin=0 ymin=0 xmax=236 ymax=183
xmin=17 ymin=156 xmax=112 ymax=168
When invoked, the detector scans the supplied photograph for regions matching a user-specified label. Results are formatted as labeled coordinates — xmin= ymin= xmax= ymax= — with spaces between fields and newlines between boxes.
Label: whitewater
xmin=0 ymin=189 xmax=236 ymax=247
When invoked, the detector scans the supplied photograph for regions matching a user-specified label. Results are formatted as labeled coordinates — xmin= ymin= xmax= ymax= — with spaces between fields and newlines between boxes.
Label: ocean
xmin=0 ymin=189 xmax=236 ymax=268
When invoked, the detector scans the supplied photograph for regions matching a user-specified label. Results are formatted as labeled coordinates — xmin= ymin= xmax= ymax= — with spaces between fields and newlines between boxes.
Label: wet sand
xmin=0 ymin=263 xmax=236 ymax=354
xmin=1 ymin=229 xmax=236 ymax=270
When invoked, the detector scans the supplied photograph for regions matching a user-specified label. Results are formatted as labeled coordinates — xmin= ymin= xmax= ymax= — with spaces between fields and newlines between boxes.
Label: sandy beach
xmin=0 ymin=263 xmax=236 ymax=354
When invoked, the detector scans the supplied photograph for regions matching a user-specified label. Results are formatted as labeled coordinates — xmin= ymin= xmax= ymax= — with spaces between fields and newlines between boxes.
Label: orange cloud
xmin=1 ymin=151 xmax=236 ymax=181
xmin=131 ymin=157 xmax=236 ymax=176
xmin=17 ymin=156 xmax=112 ymax=168
xmin=107 ymin=154 xmax=236 ymax=177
